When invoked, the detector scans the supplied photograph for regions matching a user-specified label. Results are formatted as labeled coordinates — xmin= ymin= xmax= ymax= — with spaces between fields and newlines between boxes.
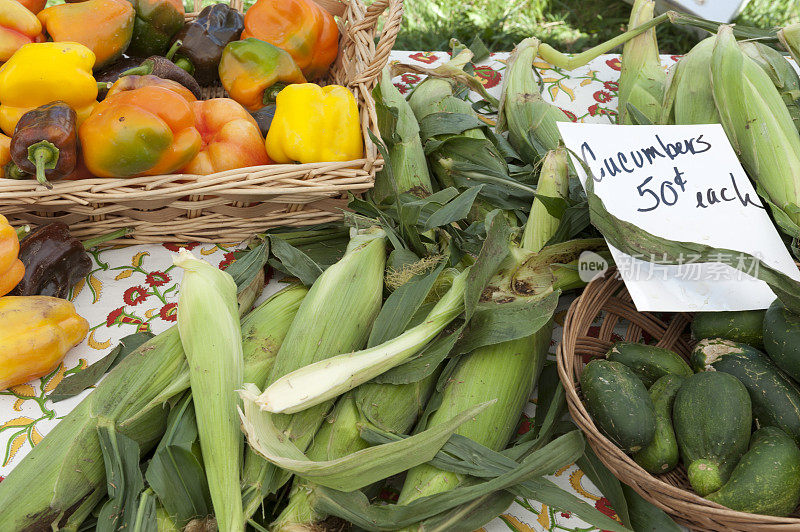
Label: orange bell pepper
xmin=0 ymin=214 xmax=24 ymax=297
xmin=0 ymin=133 xmax=11 ymax=178
xmin=38 ymin=0 xmax=135 ymax=68
xmin=17 ymin=0 xmax=45 ymax=14
xmin=0 ymin=0 xmax=44 ymax=62
xmin=79 ymin=85 xmax=201 ymax=177
xmin=105 ymin=74 xmax=196 ymax=103
xmin=241 ymin=0 xmax=338 ymax=80
xmin=182 ymin=98 xmax=270 ymax=175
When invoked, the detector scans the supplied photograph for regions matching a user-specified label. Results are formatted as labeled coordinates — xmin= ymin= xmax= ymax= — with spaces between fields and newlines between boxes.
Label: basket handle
xmin=347 ymin=0 xmax=404 ymax=88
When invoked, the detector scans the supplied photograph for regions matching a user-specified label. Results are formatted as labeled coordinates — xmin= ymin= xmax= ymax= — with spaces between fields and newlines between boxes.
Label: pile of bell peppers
xmin=0 ymin=0 xmax=364 ymax=184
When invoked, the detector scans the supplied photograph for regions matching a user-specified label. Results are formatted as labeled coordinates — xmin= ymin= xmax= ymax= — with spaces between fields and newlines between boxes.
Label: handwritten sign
xmin=558 ymin=123 xmax=800 ymax=312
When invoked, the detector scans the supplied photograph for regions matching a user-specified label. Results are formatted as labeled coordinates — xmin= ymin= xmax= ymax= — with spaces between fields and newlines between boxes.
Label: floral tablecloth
xmin=0 ymin=51 xmax=685 ymax=531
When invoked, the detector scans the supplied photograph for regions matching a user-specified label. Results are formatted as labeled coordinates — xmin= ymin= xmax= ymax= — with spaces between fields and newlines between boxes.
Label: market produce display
xmin=3 ymin=0 xmax=800 ymax=530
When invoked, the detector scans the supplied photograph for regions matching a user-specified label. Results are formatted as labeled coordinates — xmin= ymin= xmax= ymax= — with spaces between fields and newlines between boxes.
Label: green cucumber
xmin=634 ymin=374 xmax=683 ymax=474
xmin=580 ymin=359 xmax=656 ymax=454
xmin=673 ymin=371 xmax=752 ymax=496
xmin=691 ymin=310 xmax=765 ymax=349
xmin=606 ymin=342 xmax=692 ymax=388
xmin=691 ymin=338 xmax=800 ymax=446
xmin=764 ymin=298 xmax=800 ymax=382
xmin=707 ymin=426 xmax=800 ymax=516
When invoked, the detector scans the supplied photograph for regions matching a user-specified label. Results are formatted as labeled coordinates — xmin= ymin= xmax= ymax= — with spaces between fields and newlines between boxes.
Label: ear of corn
xmin=712 ymin=24 xmax=800 ymax=228
xmin=397 ymin=326 xmax=552 ymax=505
xmin=740 ymin=41 xmax=800 ymax=133
xmin=270 ymin=369 xmax=441 ymax=531
xmin=522 ymin=148 xmax=569 ymax=252
xmin=240 ymin=227 xmax=387 ymax=506
xmin=254 ymin=268 xmax=468 ymax=414
xmin=617 ymin=0 xmax=666 ymax=124
xmin=174 ymin=250 xmax=244 ymax=532
xmin=373 ymin=67 xmax=433 ymax=203
xmin=662 ymin=38 xmax=719 ymax=125
xmin=497 ymin=38 xmax=567 ymax=164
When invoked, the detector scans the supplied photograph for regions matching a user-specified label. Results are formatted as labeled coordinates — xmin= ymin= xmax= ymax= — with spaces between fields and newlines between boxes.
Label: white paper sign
xmin=557 ymin=122 xmax=800 ymax=312
xmin=656 ymin=0 xmax=749 ymax=23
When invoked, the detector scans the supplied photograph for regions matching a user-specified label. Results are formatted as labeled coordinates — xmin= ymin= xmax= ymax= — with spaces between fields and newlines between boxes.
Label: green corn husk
xmin=779 ymin=23 xmax=800 ymax=65
xmin=497 ymin=38 xmax=567 ymax=164
xmin=0 ymin=274 xmax=301 ymax=531
xmin=660 ymin=37 xmax=719 ymax=125
xmin=373 ymin=68 xmax=434 ymax=203
xmin=174 ymin=251 xmax=244 ymax=532
xmin=617 ymin=0 xmax=666 ymax=124
xmin=740 ymin=41 xmax=800 ymax=133
xmin=241 ymin=227 xmax=387 ymax=509
xmin=522 ymin=148 xmax=569 ymax=252
xmin=712 ymin=25 xmax=800 ymax=229
xmin=270 ymin=370 xmax=441 ymax=531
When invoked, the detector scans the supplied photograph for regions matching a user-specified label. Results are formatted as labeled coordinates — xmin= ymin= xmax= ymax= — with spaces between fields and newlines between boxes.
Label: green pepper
xmin=126 ymin=0 xmax=185 ymax=58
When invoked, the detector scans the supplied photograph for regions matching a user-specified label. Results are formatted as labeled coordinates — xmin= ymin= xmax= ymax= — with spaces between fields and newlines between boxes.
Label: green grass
xmin=395 ymin=0 xmax=800 ymax=53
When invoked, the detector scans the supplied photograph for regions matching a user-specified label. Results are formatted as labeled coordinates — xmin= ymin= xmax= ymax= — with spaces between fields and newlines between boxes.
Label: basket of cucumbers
xmin=557 ymin=267 xmax=800 ymax=531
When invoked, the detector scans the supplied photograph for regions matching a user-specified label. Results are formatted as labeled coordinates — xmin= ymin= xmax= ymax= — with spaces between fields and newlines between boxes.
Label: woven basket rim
xmin=556 ymin=267 xmax=800 ymax=531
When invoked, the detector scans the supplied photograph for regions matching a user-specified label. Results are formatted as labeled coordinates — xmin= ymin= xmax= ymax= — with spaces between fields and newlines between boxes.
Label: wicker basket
xmin=557 ymin=267 xmax=800 ymax=531
xmin=0 ymin=0 xmax=403 ymax=244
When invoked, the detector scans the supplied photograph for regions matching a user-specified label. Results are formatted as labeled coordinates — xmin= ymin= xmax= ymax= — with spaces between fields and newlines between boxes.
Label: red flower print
xmin=593 ymin=90 xmax=612 ymax=103
xmin=473 ymin=65 xmax=500 ymax=88
xmin=160 ymin=303 xmax=178 ymax=322
xmin=123 ymin=285 xmax=148 ymax=306
xmin=606 ymin=57 xmax=622 ymax=71
xmin=137 ymin=323 xmax=151 ymax=333
xmin=106 ymin=307 xmax=124 ymax=326
xmin=588 ymin=104 xmax=599 ymax=117
xmin=561 ymin=512 xmax=571 ymax=518
xmin=603 ymin=81 xmax=619 ymax=92
xmin=670 ymin=54 xmax=682 ymax=62
xmin=121 ymin=316 xmax=142 ymax=325
xmin=595 ymin=497 xmax=617 ymax=519
xmin=218 ymin=251 xmax=236 ymax=270
xmin=162 ymin=242 xmax=198 ymax=252
xmin=393 ymin=82 xmax=408 ymax=94
xmin=145 ymin=271 xmax=170 ymax=287
xmin=517 ymin=415 xmax=532 ymax=435
xmin=560 ymin=108 xmax=577 ymax=122
xmin=400 ymin=73 xmax=421 ymax=85
xmin=408 ymin=52 xmax=439 ymax=64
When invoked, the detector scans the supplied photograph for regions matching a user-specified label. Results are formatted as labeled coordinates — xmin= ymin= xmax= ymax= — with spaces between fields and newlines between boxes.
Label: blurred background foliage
xmin=393 ymin=0 xmax=799 ymax=52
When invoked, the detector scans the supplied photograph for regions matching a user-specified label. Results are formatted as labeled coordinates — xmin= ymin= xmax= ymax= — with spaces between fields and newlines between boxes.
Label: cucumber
xmin=634 ymin=374 xmax=683 ymax=474
xmin=673 ymin=371 xmax=752 ymax=496
xmin=605 ymin=342 xmax=692 ymax=388
xmin=691 ymin=310 xmax=765 ymax=349
xmin=764 ymin=298 xmax=800 ymax=382
xmin=691 ymin=338 xmax=800 ymax=446
xmin=581 ymin=359 xmax=656 ymax=454
xmin=707 ymin=427 xmax=800 ymax=516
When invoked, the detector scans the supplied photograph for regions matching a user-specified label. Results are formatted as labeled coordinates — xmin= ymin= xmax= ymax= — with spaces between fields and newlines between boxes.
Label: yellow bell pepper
xmin=265 ymin=83 xmax=363 ymax=164
xmin=0 ymin=42 xmax=98 ymax=136
xmin=0 ymin=296 xmax=88 ymax=389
